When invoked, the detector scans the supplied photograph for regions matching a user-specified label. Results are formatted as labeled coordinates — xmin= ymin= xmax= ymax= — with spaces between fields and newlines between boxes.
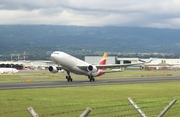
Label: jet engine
xmin=87 ymin=65 xmax=98 ymax=73
xmin=48 ymin=66 xmax=59 ymax=73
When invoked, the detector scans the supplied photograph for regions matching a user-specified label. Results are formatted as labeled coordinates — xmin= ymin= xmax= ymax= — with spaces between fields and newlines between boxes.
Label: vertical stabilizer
xmin=99 ymin=52 xmax=107 ymax=65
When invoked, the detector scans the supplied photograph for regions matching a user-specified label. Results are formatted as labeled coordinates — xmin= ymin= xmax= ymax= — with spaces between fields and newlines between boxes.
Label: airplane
xmin=0 ymin=68 xmax=19 ymax=74
xmin=48 ymin=51 xmax=149 ymax=82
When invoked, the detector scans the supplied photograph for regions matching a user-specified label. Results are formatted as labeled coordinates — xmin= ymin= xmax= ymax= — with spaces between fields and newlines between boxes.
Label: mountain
xmin=0 ymin=25 xmax=180 ymax=56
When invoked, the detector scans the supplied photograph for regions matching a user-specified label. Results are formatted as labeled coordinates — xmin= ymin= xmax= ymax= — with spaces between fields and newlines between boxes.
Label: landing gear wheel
xmin=66 ymin=71 xmax=73 ymax=82
xmin=70 ymin=78 xmax=73 ymax=82
xmin=89 ymin=77 xmax=95 ymax=82
xmin=92 ymin=78 xmax=95 ymax=81
xmin=66 ymin=76 xmax=72 ymax=82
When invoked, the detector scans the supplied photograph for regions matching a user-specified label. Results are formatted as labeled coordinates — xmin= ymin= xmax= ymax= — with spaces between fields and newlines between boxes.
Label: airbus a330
xmin=49 ymin=51 xmax=147 ymax=82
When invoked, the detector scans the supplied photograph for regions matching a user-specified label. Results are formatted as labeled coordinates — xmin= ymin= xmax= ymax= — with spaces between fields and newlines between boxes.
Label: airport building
xmin=85 ymin=56 xmax=139 ymax=65
xmin=85 ymin=56 xmax=180 ymax=70
xmin=142 ymin=58 xmax=180 ymax=70
xmin=0 ymin=60 xmax=54 ymax=70
xmin=0 ymin=61 xmax=24 ymax=70
xmin=85 ymin=56 xmax=118 ymax=64
xmin=1 ymin=56 xmax=180 ymax=70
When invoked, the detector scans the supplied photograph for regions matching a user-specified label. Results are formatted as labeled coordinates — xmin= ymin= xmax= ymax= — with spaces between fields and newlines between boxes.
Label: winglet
xmin=139 ymin=58 xmax=153 ymax=63
xmin=147 ymin=58 xmax=153 ymax=63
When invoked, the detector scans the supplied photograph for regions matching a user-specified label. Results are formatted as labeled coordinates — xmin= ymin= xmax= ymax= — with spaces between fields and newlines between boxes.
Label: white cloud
xmin=0 ymin=0 xmax=180 ymax=28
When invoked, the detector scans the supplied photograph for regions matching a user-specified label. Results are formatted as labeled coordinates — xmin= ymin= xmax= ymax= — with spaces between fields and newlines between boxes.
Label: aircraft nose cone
xmin=50 ymin=52 xmax=61 ymax=61
xmin=50 ymin=53 xmax=55 ymax=61
xmin=50 ymin=52 xmax=59 ymax=61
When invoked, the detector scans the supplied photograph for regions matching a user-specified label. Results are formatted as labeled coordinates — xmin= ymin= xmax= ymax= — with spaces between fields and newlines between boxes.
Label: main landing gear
xmin=65 ymin=71 xmax=95 ymax=82
xmin=88 ymin=76 xmax=95 ymax=82
xmin=66 ymin=71 xmax=73 ymax=82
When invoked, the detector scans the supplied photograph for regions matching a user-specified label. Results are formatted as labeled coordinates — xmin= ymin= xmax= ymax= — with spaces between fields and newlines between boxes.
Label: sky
xmin=0 ymin=0 xmax=180 ymax=29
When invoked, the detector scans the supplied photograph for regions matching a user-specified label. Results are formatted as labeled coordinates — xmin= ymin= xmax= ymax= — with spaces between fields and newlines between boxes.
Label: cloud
xmin=0 ymin=0 xmax=180 ymax=29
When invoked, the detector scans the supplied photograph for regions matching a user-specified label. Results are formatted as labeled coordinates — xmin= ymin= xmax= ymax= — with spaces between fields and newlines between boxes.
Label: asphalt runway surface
xmin=0 ymin=77 xmax=180 ymax=90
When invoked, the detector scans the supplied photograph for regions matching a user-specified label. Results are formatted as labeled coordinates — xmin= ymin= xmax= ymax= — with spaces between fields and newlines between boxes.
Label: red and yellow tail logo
xmin=99 ymin=52 xmax=107 ymax=65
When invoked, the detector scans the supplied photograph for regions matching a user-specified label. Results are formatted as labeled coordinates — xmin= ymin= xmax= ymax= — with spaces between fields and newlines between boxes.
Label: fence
xmin=0 ymin=97 xmax=179 ymax=117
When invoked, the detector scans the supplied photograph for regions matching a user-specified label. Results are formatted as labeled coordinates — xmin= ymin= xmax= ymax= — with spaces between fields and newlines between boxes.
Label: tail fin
xmin=99 ymin=52 xmax=107 ymax=65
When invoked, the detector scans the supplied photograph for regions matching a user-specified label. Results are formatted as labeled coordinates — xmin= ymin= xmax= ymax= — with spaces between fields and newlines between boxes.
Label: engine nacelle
xmin=48 ymin=66 xmax=58 ymax=73
xmin=87 ymin=65 xmax=98 ymax=73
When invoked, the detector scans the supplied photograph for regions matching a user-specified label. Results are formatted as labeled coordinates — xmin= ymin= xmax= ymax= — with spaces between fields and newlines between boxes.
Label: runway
xmin=0 ymin=77 xmax=180 ymax=90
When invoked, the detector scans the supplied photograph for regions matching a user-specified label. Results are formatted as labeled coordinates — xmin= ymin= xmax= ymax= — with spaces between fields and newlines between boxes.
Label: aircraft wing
xmin=96 ymin=59 xmax=152 ymax=69
xmin=77 ymin=63 xmax=140 ymax=71
xmin=104 ymin=69 xmax=124 ymax=73
xmin=77 ymin=59 xmax=152 ymax=71
xmin=95 ymin=63 xmax=141 ymax=69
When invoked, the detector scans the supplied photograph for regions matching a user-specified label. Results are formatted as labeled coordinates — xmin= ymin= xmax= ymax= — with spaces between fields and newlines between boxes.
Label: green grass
xmin=0 ymin=72 xmax=60 ymax=82
xmin=0 ymin=82 xmax=180 ymax=117
xmin=0 ymin=70 xmax=180 ymax=83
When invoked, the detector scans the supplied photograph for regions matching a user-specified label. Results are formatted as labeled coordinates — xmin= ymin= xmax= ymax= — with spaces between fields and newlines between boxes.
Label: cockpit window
xmin=53 ymin=52 xmax=59 ymax=55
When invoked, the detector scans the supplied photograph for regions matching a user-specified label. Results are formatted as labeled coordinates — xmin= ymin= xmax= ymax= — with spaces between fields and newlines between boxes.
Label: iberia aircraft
xmin=49 ymin=51 xmax=147 ymax=82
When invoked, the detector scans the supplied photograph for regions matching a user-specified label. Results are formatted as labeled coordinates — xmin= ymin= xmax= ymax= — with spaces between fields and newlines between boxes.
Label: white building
xmin=0 ymin=60 xmax=55 ymax=70
xmin=85 ymin=56 xmax=180 ymax=69
xmin=143 ymin=58 xmax=180 ymax=70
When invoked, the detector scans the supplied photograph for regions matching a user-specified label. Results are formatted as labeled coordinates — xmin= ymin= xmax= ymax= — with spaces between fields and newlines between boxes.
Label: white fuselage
xmin=51 ymin=51 xmax=91 ymax=76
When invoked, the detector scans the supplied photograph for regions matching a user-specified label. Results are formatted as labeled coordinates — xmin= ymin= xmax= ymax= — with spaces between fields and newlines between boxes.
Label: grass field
xmin=0 ymin=70 xmax=180 ymax=117
xmin=0 ymin=82 xmax=180 ymax=117
xmin=0 ymin=69 xmax=180 ymax=83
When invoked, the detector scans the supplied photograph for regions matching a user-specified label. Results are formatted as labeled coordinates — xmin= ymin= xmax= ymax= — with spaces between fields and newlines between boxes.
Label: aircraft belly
xmin=60 ymin=56 xmax=88 ymax=75
xmin=70 ymin=66 xmax=88 ymax=75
